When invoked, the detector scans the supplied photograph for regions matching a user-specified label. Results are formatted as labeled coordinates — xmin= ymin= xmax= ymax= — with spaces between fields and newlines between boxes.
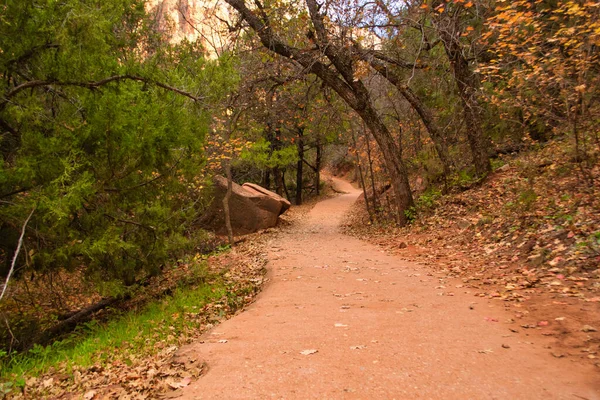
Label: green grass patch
xmin=416 ymin=188 xmax=442 ymax=209
xmin=0 ymin=268 xmax=227 ymax=383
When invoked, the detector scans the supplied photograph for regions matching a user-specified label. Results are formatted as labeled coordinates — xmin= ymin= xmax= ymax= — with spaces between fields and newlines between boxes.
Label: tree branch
xmin=1 ymin=75 xmax=203 ymax=110
xmin=0 ymin=207 xmax=35 ymax=302
xmin=224 ymin=0 xmax=359 ymax=108
xmin=303 ymin=158 xmax=317 ymax=171
xmin=6 ymin=43 xmax=60 ymax=69
xmin=370 ymin=50 xmax=427 ymax=69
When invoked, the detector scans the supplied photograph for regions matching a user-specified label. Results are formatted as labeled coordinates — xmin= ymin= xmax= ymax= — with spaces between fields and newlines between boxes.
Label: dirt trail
xmin=177 ymin=177 xmax=599 ymax=399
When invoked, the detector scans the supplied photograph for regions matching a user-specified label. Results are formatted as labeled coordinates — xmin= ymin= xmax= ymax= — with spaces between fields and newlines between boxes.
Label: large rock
xmin=242 ymin=182 xmax=291 ymax=214
xmin=198 ymin=176 xmax=289 ymax=235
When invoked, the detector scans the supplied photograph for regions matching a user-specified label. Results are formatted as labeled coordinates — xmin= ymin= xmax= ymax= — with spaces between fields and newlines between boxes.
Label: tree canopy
xmin=0 ymin=0 xmax=238 ymax=287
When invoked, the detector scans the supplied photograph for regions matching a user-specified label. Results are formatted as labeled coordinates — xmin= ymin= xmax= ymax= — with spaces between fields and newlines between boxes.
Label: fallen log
xmin=31 ymin=295 xmax=127 ymax=348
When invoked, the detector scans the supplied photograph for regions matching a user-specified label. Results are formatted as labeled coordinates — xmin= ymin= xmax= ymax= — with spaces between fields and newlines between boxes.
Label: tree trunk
xmin=352 ymin=131 xmax=373 ymax=223
xmin=433 ymin=12 xmax=491 ymax=176
xmin=395 ymin=84 xmax=452 ymax=180
xmin=262 ymin=169 xmax=271 ymax=190
xmin=315 ymin=138 xmax=322 ymax=196
xmin=296 ymin=127 xmax=304 ymax=205
xmin=272 ymin=126 xmax=284 ymax=196
xmin=273 ymin=167 xmax=283 ymax=196
xmin=364 ymin=126 xmax=379 ymax=212
xmin=225 ymin=0 xmax=414 ymax=224
xmin=281 ymin=169 xmax=291 ymax=201
xmin=32 ymin=296 xmax=124 ymax=348
xmin=223 ymin=158 xmax=234 ymax=245
xmin=263 ymin=123 xmax=274 ymax=190
xmin=360 ymin=53 xmax=451 ymax=179
xmin=355 ymin=102 xmax=414 ymax=224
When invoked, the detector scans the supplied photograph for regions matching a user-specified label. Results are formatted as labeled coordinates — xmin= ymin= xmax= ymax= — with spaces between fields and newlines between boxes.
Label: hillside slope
xmin=344 ymin=139 xmax=600 ymax=368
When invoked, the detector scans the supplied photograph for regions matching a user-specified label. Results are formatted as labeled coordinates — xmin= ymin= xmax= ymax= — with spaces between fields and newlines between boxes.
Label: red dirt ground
xmin=173 ymin=177 xmax=599 ymax=399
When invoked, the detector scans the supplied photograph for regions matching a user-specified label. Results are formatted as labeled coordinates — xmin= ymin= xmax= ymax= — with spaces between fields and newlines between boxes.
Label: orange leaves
xmin=462 ymin=25 xmax=475 ymax=37
xmin=352 ymin=60 xmax=371 ymax=82
xmin=448 ymin=0 xmax=473 ymax=8
xmin=205 ymin=129 xmax=252 ymax=173
xmin=481 ymin=0 xmax=599 ymax=137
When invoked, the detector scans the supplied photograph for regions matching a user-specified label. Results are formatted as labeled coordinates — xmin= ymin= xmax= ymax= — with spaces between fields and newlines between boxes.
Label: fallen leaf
xmin=168 ymin=377 xmax=192 ymax=390
xmin=84 ymin=390 xmax=97 ymax=400
xmin=300 ymin=349 xmax=318 ymax=355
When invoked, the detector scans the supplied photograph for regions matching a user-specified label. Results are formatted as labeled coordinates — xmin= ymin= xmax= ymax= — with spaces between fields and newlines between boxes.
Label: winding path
xmin=178 ymin=178 xmax=599 ymax=399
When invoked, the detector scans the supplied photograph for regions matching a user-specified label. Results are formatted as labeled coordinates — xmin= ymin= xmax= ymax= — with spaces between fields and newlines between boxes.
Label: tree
xmin=223 ymin=44 xmax=344 ymax=205
xmin=0 ymin=0 xmax=237 ymax=288
xmin=357 ymin=0 xmax=492 ymax=177
xmin=225 ymin=0 xmax=415 ymax=224
xmin=429 ymin=0 xmax=492 ymax=176
xmin=481 ymin=0 xmax=599 ymax=164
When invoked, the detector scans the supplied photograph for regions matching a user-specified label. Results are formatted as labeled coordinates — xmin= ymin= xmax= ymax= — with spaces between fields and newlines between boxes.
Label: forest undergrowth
xmin=0 ymin=223 xmax=280 ymax=399
xmin=344 ymin=138 xmax=600 ymax=369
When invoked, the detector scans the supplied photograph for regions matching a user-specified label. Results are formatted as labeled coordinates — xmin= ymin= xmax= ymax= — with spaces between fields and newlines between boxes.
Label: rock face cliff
xmin=146 ymin=0 xmax=230 ymax=55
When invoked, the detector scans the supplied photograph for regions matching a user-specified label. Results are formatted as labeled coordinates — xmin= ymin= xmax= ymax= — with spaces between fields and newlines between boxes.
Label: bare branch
xmin=0 ymin=207 xmax=35 ymax=302
xmin=6 ymin=43 xmax=60 ymax=69
xmin=224 ymin=0 xmax=358 ymax=108
xmin=1 ymin=75 xmax=203 ymax=110
xmin=369 ymin=49 xmax=427 ymax=69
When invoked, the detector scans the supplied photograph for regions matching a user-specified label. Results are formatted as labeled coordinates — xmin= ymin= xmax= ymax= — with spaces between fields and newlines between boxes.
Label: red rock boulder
xmin=198 ymin=176 xmax=289 ymax=235
xmin=242 ymin=182 xmax=291 ymax=214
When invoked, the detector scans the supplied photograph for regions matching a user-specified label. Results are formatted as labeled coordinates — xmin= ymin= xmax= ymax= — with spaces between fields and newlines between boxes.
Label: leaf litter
xmin=343 ymin=141 xmax=600 ymax=368
xmin=4 ymin=221 xmax=284 ymax=399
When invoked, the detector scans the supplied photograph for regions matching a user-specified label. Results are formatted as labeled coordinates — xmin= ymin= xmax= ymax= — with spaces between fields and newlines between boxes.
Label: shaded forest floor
xmin=3 ymin=158 xmax=598 ymax=397
xmin=0 ymin=226 xmax=280 ymax=398
xmin=343 ymin=139 xmax=600 ymax=369
xmin=0 ymin=183 xmax=331 ymax=399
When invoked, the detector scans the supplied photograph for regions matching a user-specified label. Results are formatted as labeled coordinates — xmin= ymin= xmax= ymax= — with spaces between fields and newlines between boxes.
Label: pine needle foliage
xmin=0 ymin=0 xmax=238 ymax=287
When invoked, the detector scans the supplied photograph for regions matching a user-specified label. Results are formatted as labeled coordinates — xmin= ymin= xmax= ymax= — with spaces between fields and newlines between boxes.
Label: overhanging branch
xmin=1 ymin=75 xmax=203 ymax=110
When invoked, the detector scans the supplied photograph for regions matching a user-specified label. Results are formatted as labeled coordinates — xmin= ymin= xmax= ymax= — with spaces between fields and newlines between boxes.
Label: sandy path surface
xmin=177 ymin=178 xmax=599 ymax=399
